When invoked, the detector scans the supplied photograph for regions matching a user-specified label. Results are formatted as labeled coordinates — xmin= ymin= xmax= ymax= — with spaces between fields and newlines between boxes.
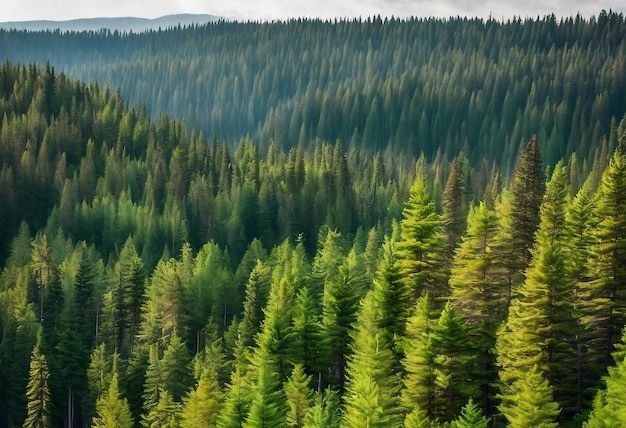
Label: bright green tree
xmin=449 ymin=201 xmax=505 ymax=414
xmin=342 ymin=293 xmax=402 ymax=427
xmin=92 ymin=373 xmax=134 ymax=428
xmin=453 ymin=398 xmax=488 ymax=428
xmin=584 ymin=330 xmax=626 ymax=427
xmin=401 ymin=294 xmax=436 ymax=419
xmin=395 ymin=178 xmax=446 ymax=301
xmin=23 ymin=339 xmax=51 ymax=428
xmin=180 ymin=370 xmax=222 ymax=428
xmin=303 ymin=388 xmax=341 ymax=428
xmin=499 ymin=365 xmax=560 ymax=428
xmin=284 ymin=363 xmax=314 ymax=428
xmin=581 ymin=147 xmax=626 ymax=394
xmin=497 ymin=162 xmax=578 ymax=417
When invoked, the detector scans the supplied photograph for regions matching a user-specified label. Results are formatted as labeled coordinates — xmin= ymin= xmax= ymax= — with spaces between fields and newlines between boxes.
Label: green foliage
xmin=180 ymin=370 xmax=222 ymax=428
xmin=23 ymin=339 xmax=51 ymax=428
xmin=499 ymin=365 xmax=560 ymax=428
xmin=92 ymin=373 xmax=134 ymax=428
xmin=342 ymin=293 xmax=403 ymax=427
xmin=452 ymin=398 xmax=488 ymax=428
xmin=284 ymin=363 xmax=314 ymax=428
xmin=395 ymin=178 xmax=446 ymax=300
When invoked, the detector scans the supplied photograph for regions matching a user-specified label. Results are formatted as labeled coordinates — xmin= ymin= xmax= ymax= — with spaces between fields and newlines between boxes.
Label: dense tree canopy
xmin=1 ymin=11 xmax=626 ymax=427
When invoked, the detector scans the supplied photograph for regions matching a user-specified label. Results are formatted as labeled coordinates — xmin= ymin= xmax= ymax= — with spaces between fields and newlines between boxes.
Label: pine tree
xmin=449 ymin=201 xmax=504 ymax=414
xmin=284 ymin=363 xmax=314 ymax=428
xmin=442 ymin=155 xmax=468 ymax=259
xmin=499 ymin=365 xmax=560 ymax=428
xmin=581 ymin=147 xmax=626 ymax=394
xmin=160 ymin=332 xmax=193 ymax=403
xmin=243 ymin=362 xmax=287 ymax=428
xmin=92 ymin=373 xmax=134 ymax=428
xmin=395 ymin=178 xmax=447 ymax=301
xmin=303 ymin=388 xmax=341 ymax=428
xmin=401 ymin=294 xmax=436 ymax=419
xmin=584 ymin=330 xmax=626 ymax=427
xmin=23 ymin=340 xmax=51 ymax=428
xmin=453 ymin=398 xmax=489 ymax=428
xmin=509 ymin=135 xmax=545 ymax=269
xmin=497 ymin=162 xmax=578 ymax=417
xmin=342 ymin=293 xmax=402 ymax=427
xmin=430 ymin=303 xmax=476 ymax=422
xmin=319 ymin=247 xmax=362 ymax=390
xmin=180 ymin=370 xmax=222 ymax=428
xmin=142 ymin=388 xmax=182 ymax=428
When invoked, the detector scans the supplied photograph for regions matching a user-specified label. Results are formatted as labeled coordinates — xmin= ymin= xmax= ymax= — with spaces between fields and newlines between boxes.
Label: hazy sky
xmin=3 ymin=0 xmax=625 ymax=22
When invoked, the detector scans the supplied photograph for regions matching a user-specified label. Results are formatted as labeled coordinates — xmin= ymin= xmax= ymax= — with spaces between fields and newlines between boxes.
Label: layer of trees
xmin=2 ymin=54 xmax=626 ymax=427
xmin=1 ymin=12 xmax=626 ymax=172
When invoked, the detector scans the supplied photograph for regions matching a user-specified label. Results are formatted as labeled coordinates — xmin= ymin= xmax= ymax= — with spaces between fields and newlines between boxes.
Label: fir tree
xmin=180 ymin=370 xmax=222 ymax=428
xmin=23 ymin=340 xmax=51 ymax=428
xmin=395 ymin=178 xmax=447 ymax=301
xmin=284 ymin=363 xmax=314 ymax=428
xmin=453 ymin=398 xmax=488 ymax=428
xmin=499 ymin=365 xmax=560 ymax=428
xmin=582 ymin=147 xmax=626 ymax=394
xmin=509 ymin=135 xmax=545 ymax=269
xmin=92 ymin=373 xmax=134 ymax=428
xmin=342 ymin=293 xmax=402 ymax=427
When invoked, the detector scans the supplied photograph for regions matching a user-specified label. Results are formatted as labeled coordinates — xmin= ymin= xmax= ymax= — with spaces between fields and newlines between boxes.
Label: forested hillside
xmin=2 ymin=12 xmax=626 ymax=428
xmin=1 ymin=12 xmax=626 ymax=172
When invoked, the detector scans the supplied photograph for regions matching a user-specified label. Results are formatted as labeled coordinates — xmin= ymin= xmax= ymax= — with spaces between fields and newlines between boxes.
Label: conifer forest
xmin=2 ymin=11 xmax=626 ymax=428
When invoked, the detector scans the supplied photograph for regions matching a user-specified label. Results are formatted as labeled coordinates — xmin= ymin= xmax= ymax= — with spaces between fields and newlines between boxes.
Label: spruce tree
xmin=23 ymin=340 xmax=51 ymax=428
xmin=342 ymin=293 xmax=402 ymax=427
xmin=401 ymin=294 xmax=436 ymax=420
xmin=442 ymin=155 xmax=468 ymax=259
xmin=430 ymin=303 xmax=476 ymax=422
xmin=395 ymin=178 xmax=447 ymax=301
xmin=582 ymin=147 xmax=626 ymax=393
xmin=180 ymin=370 xmax=222 ymax=428
xmin=92 ymin=373 xmax=134 ymax=428
xmin=453 ymin=398 xmax=489 ymax=428
xmin=509 ymin=135 xmax=545 ymax=269
xmin=449 ymin=201 xmax=505 ymax=414
xmin=584 ymin=330 xmax=626 ymax=427
xmin=284 ymin=363 xmax=314 ymax=428
xmin=499 ymin=365 xmax=560 ymax=428
xmin=497 ymin=162 xmax=577 ymax=417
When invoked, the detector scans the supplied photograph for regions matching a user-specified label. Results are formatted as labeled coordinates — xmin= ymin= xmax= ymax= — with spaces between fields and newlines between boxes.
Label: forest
xmin=0 ymin=11 xmax=626 ymax=428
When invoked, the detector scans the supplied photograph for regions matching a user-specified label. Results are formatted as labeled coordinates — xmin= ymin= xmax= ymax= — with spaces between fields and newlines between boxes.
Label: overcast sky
xmin=3 ymin=0 xmax=625 ymax=22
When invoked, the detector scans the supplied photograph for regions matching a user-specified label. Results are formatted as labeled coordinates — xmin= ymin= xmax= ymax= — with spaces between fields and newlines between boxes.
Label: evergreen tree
xmin=284 ymin=363 xmax=314 ymax=428
xmin=497 ymin=162 xmax=578 ymax=417
xmin=499 ymin=365 xmax=560 ymax=428
xmin=303 ymin=388 xmax=341 ymax=428
xmin=449 ymin=201 xmax=504 ymax=414
xmin=342 ymin=293 xmax=402 ymax=427
xmin=243 ymin=362 xmax=287 ymax=428
xmin=180 ymin=370 xmax=222 ymax=428
xmin=582 ymin=147 xmax=626 ymax=393
xmin=142 ymin=388 xmax=182 ymax=428
xmin=584 ymin=330 xmax=626 ymax=427
xmin=509 ymin=135 xmax=545 ymax=268
xmin=430 ymin=303 xmax=475 ymax=422
xmin=23 ymin=339 xmax=51 ymax=428
xmin=160 ymin=331 xmax=193 ymax=403
xmin=442 ymin=155 xmax=468 ymax=259
xmin=92 ymin=373 xmax=134 ymax=428
xmin=453 ymin=398 xmax=488 ymax=428
xmin=395 ymin=178 xmax=446 ymax=301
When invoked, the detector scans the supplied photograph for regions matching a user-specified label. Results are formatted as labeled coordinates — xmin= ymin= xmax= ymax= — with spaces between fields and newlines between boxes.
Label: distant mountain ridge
xmin=0 ymin=14 xmax=220 ymax=33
